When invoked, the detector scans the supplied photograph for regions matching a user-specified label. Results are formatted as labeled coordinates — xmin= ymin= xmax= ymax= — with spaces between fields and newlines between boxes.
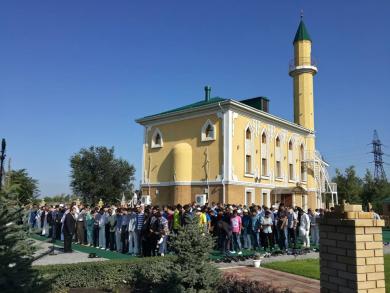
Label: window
xmin=155 ymin=133 xmax=161 ymax=146
xmin=260 ymin=131 xmax=268 ymax=177
xmin=300 ymin=144 xmax=306 ymax=181
xmin=245 ymin=126 xmax=254 ymax=176
xmin=201 ymin=120 xmax=216 ymax=141
xmin=288 ymin=140 xmax=293 ymax=150
xmin=289 ymin=163 xmax=294 ymax=180
xmin=262 ymin=193 xmax=267 ymax=207
xmin=246 ymin=128 xmax=251 ymax=140
xmin=276 ymin=161 xmax=282 ymax=178
xmin=205 ymin=125 xmax=213 ymax=139
xmin=262 ymin=158 xmax=267 ymax=176
xmin=245 ymin=155 xmax=252 ymax=174
xmin=276 ymin=137 xmax=280 ymax=147
xmin=151 ymin=129 xmax=163 ymax=148
xmin=262 ymin=132 xmax=267 ymax=144
xmin=245 ymin=189 xmax=255 ymax=206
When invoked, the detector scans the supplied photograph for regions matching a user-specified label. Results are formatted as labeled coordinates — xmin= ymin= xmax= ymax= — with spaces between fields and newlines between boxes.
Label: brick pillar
xmin=319 ymin=204 xmax=385 ymax=293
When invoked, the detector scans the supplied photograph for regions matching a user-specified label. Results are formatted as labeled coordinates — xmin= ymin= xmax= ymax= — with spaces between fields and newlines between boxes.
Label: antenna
xmin=370 ymin=130 xmax=387 ymax=181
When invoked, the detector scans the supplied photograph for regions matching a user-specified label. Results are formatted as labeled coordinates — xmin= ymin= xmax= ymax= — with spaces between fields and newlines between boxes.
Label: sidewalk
xmin=221 ymin=266 xmax=320 ymax=293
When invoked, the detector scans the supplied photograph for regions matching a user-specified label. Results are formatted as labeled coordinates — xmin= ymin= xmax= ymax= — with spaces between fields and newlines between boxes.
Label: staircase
xmin=305 ymin=150 xmax=338 ymax=208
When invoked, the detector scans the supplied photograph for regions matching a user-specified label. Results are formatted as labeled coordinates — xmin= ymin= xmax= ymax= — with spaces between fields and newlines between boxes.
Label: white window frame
xmin=260 ymin=129 xmax=270 ymax=179
xmin=288 ymin=138 xmax=295 ymax=182
xmin=201 ymin=120 xmax=216 ymax=142
xmin=261 ymin=189 xmax=271 ymax=207
xmin=244 ymin=125 xmax=255 ymax=177
xmin=274 ymin=135 xmax=283 ymax=181
xmin=299 ymin=144 xmax=307 ymax=182
xmin=151 ymin=128 xmax=163 ymax=149
xmin=245 ymin=188 xmax=255 ymax=206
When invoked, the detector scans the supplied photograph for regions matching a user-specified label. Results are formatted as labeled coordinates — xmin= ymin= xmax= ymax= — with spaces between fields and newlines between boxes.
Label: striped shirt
xmin=137 ymin=212 xmax=144 ymax=230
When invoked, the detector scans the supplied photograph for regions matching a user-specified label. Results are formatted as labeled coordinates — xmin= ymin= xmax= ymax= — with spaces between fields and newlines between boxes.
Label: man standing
xmin=287 ymin=208 xmax=298 ymax=249
xmin=128 ymin=208 xmax=138 ymax=255
xmin=277 ymin=204 xmax=288 ymax=250
xmin=76 ymin=205 xmax=86 ymax=245
xmin=299 ymin=208 xmax=311 ymax=248
xmin=308 ymin=208 xmax=319 ymax=246
xmin=121 ymin=208 xmax=130 ymax=253
xmin=63 ymin=206 xmax=76 ymax=253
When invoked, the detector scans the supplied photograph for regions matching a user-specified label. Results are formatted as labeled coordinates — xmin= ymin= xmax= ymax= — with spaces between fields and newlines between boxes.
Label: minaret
xmin=289 ymin=15 xmax=319 ymax=208
xmin=289 ymin=15 xmax=317 ymax=131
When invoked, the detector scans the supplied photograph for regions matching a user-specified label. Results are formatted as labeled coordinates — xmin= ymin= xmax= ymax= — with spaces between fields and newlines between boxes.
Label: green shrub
xmin=167 ymin=217 xmax=221 ymax=292
xmin=35 ymin=257 xmax=175 ymax=292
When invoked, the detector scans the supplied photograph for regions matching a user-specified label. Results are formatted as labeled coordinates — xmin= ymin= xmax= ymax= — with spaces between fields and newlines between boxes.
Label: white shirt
xmin=261 ymin=217 xmax=273 ymax=234
xmin=300 ymin=213 xmax=310 ymax=231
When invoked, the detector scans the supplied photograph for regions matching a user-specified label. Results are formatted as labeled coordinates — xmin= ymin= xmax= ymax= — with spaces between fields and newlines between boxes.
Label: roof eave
xmin=135 ymin=99 xmax=313 ymax=135
xmin=135 ymin=100 xmax=231 ymax=125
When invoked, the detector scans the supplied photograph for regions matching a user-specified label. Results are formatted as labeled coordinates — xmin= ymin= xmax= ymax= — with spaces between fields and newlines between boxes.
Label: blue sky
xmin=1 ymin=1 xmax=389 ymax=196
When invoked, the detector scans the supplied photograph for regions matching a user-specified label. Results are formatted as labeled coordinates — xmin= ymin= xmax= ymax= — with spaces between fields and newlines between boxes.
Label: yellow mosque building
xmin=136 ymin=19 xmax=338 ymax=210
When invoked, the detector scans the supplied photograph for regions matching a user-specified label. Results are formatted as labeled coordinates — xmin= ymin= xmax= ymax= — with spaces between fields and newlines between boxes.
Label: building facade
xmin=136 ymin=19 xmax=337 ymax=210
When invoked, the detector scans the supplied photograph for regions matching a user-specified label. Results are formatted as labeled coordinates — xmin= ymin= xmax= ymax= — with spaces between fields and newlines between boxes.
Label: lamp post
xmin=0 ymin=139 xmax=6 ymax=191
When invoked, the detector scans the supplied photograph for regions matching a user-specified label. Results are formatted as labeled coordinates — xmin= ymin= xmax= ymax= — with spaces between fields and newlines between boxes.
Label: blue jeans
xmin=242 ymin=229 xmax=251 ymax=249
xmin=232 ymin=232 xmax=242 ymax=251
xmin=251 ymin=230 xmax=261 ymax=249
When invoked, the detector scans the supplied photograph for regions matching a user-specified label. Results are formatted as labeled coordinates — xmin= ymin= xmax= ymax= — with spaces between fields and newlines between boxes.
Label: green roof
xmin=293 ymin=20 xmax=312 ymax=43
xmin=141 ymin=97 xmax=226 ymax=119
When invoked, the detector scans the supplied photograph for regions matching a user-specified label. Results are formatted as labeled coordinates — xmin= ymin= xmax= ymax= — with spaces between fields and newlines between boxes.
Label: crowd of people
xmin=26 ymin=201 xmax=344 ymax=256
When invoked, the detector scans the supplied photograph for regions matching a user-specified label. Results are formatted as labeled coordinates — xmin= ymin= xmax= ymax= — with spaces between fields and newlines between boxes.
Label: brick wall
xmin=319 ymin=204 xmax=385 ymax=293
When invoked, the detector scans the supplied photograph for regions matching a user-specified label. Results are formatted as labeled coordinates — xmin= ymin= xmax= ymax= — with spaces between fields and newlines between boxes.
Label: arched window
xmin=155 ymin=133 xmax=161 ymax=145
xmin=288 ymin=140 xmax=293 ymax=150
xmin=246 ymin=128 xmax=251 ymax=140
xmin=276 ymin=136 xmax=280 ymax=147
xmin=151 ymin=129 xmax=163 ymax=148
xmin=205 ymin=124 xmax=213 ymax=138
xmin=201 ymin=120 xmax=216 ymax=141
xmin=300 ymin=144 xmax=304 ymax=161
xmin=262 ymin=132 xmax=267 ymax=144
xmin=245 ymin=126 xmax=253 ymax=175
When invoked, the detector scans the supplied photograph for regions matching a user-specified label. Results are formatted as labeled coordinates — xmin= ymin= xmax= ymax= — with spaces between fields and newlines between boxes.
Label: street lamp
xmin=0 ymin=138 xmax=6 ymax=191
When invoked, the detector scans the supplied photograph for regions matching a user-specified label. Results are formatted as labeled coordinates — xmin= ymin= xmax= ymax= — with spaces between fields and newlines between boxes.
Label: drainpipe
xmin=218 ymin=102 xmax=226 ymax=204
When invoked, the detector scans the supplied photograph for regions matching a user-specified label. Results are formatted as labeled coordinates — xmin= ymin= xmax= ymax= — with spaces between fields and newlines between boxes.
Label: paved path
xmin=221 ymin=266 xmax=320 ymax=293
xmin=215 ymin=251 xmax=319 ymax=268
xmin=32 ymin=240 xmax=107 ymax=266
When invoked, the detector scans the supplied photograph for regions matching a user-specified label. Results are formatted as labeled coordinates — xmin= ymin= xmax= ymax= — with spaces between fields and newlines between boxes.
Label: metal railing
xmin=289 ymin=57 xmax=317 ymax=72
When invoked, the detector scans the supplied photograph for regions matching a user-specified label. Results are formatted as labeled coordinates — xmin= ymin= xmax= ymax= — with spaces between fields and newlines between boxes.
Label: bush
xmin=35 ymin=257 xmax=175 ymax=292
xmin=0 ymin=189 xmax=44 ymax=292
xmin=167 ymin=216 xmax=220 ymax=292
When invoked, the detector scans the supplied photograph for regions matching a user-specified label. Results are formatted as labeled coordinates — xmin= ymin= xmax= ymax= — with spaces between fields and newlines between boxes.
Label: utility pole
xmin=0 ymin=138 xmax=6 ymax=191
xmin=370 ymin=130 xmax=387 ymax=181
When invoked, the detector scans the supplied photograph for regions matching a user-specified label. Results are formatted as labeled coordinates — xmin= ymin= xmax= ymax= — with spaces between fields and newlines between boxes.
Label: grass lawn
xmin=263 ymin=254 xmax=390 ymax=292
xmin=384 ymin=229 xmax=390 ymax=242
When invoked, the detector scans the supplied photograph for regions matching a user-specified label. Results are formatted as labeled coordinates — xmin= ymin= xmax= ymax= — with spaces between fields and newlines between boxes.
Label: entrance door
xmin=281 ymin=194 xmax=293 ymax=207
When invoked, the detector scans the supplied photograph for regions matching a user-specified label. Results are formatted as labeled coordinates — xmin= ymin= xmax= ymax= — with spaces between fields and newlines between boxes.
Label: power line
xmin=369 ymin=130 xmax=387 ymax=181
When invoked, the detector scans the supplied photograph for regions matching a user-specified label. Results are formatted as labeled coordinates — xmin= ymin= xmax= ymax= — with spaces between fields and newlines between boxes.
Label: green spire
xmin=293 ymin=20 xmax=312 ymax=43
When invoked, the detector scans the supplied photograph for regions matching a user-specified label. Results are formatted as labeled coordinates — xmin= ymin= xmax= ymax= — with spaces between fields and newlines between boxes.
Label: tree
xmin=333 ymin=166 xmax=363 ymax=204
xmin=0 ymin=187 xmax=43 ymax=292
xmin=5 ymin=169 xmax=39 ymax=205
xmin=361 ymin=170 xmax=389 ymax=213
xmin=167 ymin=217 xmax=220 ymax=292
xmin=70 ymin=146 xmax=135 ymax=205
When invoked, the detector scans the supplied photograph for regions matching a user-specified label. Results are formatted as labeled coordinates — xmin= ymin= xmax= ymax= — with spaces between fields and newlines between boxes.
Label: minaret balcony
xmin=289 ymin=57 xmax=318 ymax=76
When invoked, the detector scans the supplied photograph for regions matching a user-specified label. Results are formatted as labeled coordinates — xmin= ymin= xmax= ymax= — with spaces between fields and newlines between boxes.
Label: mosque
xmin=136 ymin=18 xmax=338 ymax=210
